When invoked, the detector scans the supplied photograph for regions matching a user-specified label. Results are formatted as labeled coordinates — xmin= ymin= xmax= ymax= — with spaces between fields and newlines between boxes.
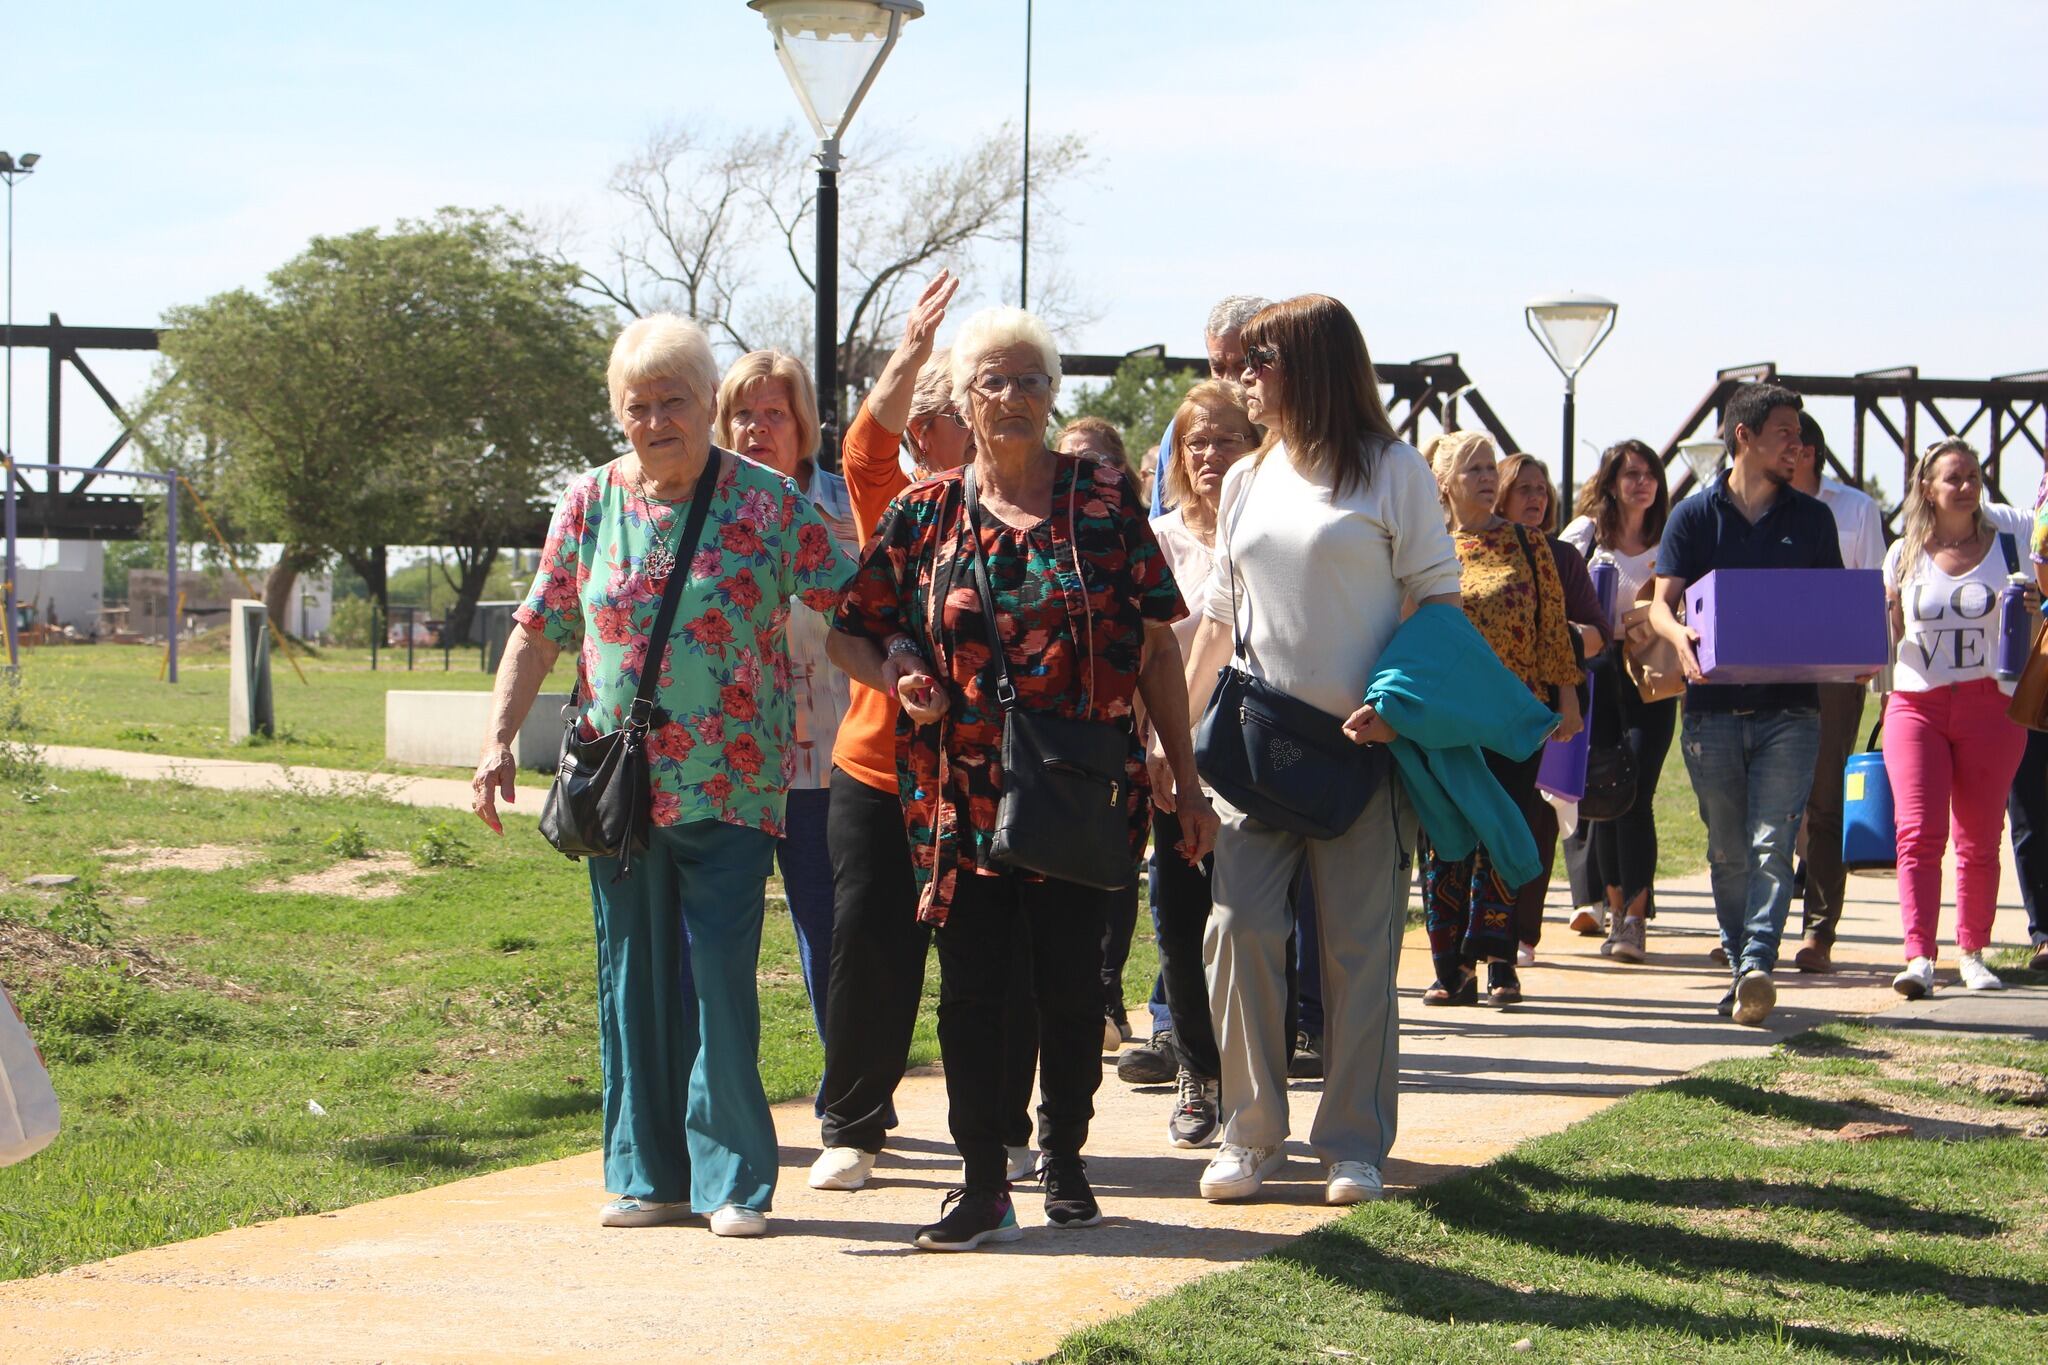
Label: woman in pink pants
xmin=1882 ymin=439 xmax=2032 ymax=996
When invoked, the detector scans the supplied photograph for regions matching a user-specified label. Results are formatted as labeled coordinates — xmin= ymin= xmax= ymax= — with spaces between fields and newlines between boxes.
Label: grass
xmin=0 ymin=771 xmax=1173 ymax=1281
xmin=12 ymin=637 xmax=575 ymax=776
xmin=1051 ymin=1021 xmax=2048 ymax=1364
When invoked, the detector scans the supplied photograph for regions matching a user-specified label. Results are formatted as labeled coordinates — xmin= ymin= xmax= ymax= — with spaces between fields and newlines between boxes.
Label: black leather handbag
xmin=1192 ymin=459 xmax=1388 ymax=840
xmin=539 ymin=453 xmax=719 ymax=879
xmin=960 ymin=466 xmax=1134 ymax=891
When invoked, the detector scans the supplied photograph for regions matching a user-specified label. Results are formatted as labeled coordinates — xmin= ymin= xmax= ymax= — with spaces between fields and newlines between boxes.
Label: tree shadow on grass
xmin=1411 ymin=1156 xmax=2043 ymax=1314
xmin=1270 ymin=1226 xmax=1960 ymax=1362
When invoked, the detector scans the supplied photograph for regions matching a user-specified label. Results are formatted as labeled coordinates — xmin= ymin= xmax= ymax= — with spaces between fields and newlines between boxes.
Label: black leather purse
xmin=1192 ymin=458 xmax=1388 ymax=840
xmin=539 ymin=453 xmax=720 ymax=879
xmin=960 ymin=466 xmax=1134 ymax=891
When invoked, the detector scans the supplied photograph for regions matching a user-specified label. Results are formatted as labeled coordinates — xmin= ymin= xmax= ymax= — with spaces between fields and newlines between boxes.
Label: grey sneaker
xmin=1117 ymin=1029 xmax=1178 ymax=1084
xmin=1609 ymin=917 xmax=1647 ymax=963
xmin=1168 ymin=1070 xmax=1220 ymax=1149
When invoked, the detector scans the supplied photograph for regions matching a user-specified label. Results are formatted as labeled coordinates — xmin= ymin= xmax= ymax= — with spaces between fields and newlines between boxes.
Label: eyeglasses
xmin=938 ymin=407 xmax=969 ymax=429
xmin=1184 ymin=436 xmax=1250 ymax=457
xmin=973 ymin=371 xmax=1052 ymax=399
xmin=1243 ymin=344 xmax=1278 ymax=372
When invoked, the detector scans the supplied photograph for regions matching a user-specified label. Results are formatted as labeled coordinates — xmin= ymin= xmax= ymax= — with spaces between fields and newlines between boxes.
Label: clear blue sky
xmin=7 ymin=0 xmax=2046 ymax=526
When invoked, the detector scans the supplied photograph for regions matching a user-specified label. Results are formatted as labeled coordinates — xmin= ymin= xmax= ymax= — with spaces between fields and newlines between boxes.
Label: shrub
xmin=325 ymin=823 xmax=372 ymax=859
xmin=412 ymin=821 xmax=473 ymax=869
xmin=47 ymin=881 xmax=116 ymax=947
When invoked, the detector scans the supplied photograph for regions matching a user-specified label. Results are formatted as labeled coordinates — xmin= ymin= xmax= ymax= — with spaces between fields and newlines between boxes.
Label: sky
xmin=6 ymin=0 xmax=2047 ymax=560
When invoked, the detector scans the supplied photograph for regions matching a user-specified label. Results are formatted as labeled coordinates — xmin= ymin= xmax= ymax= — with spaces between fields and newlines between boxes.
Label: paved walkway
xmin=4 ymin=749 xmax=2036 ymax=1362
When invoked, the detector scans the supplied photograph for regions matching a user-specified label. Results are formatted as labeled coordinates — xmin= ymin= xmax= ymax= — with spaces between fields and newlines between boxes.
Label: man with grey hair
xmin=1151 ymin=294 xmax=1271 ymax=518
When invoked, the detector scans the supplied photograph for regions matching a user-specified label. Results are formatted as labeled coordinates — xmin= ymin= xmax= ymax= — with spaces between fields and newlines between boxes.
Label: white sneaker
xmin=708 ymin=1204 xmax=769 ymax=1238
xmin=808 ymin=1145 xmax=877 ymax=1191
xmin=1516 ymin=943 xmax=1536 ymax=967
xmin=1006 ymin=1146 xmax=1038 ymax=1182
xmin=599 ymin=1196 xmax=692 ymax=1228
xmin=1199 ymin=1143 xmax=1284 ymax=1201
xmin=1893 ymin=957 xmax=1935 ymax=998
xmin=1569 ymin=906 xmax=1607 ymax=937
xmin=1958 ymin=951 xmax=2005 ymax=992
xmin=1731 ymin=968 xmax=1776 ymax=1026
xmin=1325 ymin=1160 xmax=1384 ymax=1205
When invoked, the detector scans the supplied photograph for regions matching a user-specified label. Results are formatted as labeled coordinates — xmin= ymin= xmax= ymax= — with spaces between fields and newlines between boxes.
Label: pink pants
xmin=1882 ymin=679 xmax=2025 ymax=959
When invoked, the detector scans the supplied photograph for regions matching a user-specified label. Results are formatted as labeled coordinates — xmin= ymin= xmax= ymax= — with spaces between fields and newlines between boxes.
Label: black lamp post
xmin=1524 ymin=291 xmax=1617 ymax=502
xmin=748 ymin=1 xmax=922 ymax=468
xmin=1 ymin=149 xmax=41 ymax=674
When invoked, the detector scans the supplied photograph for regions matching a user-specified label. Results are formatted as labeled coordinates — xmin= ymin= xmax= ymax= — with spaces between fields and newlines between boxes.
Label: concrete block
xmin=385 ymin=691 xmax=571 ymax=772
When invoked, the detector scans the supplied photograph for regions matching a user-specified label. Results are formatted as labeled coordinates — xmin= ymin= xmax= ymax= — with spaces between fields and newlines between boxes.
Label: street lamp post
xmin=1524 ymin=291 xmax=1617 ymax=502
xmin=0 ymin=150 xmax=41 ymax=674
xmin=748 ymin=1 xmax=922 ymax=468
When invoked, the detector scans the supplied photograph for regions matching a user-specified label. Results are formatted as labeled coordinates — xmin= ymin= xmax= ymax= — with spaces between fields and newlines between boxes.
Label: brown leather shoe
xmin=1792 ymin=941 xmax=1834 ymax=974
xmin=2028 ymin=941 xmax=2048 ymax=973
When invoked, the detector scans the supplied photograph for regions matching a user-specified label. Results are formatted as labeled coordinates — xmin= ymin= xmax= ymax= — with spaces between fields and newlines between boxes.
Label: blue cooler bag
xmin=1842 ymin=717 xmax=1896 ymax=875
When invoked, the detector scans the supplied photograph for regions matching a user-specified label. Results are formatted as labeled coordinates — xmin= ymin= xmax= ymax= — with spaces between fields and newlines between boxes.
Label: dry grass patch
xmin=96 ymin=843 xmax=259 ymax=873
xmin=0 ymin=918 xmax=254 ymax=998
xmin=256 ymin=852 xmax=416 ymax=900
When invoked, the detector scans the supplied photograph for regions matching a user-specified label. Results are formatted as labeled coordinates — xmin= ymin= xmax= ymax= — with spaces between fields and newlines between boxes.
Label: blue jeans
xmin=1679 ymin=707 xmax=1821 ymax=977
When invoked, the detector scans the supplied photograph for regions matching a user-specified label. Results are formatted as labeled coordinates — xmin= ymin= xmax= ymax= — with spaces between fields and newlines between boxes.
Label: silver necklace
xmin=635 ymin=467 xmax=679 ymax=580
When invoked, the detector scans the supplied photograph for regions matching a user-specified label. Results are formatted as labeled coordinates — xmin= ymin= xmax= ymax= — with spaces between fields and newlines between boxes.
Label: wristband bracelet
xmin=885 ymin=637 xmax=925 ymax=659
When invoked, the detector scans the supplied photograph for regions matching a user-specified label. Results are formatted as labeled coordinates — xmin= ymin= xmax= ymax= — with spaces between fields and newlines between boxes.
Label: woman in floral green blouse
xmin=471 ymin=313 xmax=853 ymax=1239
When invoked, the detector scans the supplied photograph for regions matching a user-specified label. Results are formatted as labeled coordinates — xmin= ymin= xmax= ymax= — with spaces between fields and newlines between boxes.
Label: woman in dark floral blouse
xmin=830 ymin=306 xmax=1217 ymax=1252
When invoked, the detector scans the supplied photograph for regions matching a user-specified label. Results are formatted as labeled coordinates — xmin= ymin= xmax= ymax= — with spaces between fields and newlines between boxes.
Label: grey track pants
xmin=1205 ymin=781 xmax=1414 ymax=1166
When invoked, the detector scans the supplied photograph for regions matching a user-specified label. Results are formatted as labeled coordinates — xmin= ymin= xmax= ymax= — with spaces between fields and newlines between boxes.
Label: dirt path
xmin=9 ymin=748 xmax=2007 ymax=1362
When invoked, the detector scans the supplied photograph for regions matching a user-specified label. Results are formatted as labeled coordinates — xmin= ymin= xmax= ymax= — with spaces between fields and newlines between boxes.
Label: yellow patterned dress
xmin=1424 ymin=520 xmax=1583 ymax=973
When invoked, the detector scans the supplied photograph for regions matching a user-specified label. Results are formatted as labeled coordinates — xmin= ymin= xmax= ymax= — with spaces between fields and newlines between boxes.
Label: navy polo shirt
xmin=1654 ymin=473 xmax=1844 ymax=713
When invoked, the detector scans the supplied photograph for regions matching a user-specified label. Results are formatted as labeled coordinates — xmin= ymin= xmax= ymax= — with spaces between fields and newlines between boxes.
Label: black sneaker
xmin=1715 ymin=988 xmax=1736 ymax=1018
xmin=1038 ymin=1155 xmax=1103 ymax=1228
xmin=1168 ymin=1069 xmax=1220 ymax=1149
xmin=914 ymin=1187 xmax=1022 ymax=1252
xmin=1289 ymin=1031 xmax=1324 ymax=1079
xmin=1116 ymin=1029 xmax=1177 ymax=1084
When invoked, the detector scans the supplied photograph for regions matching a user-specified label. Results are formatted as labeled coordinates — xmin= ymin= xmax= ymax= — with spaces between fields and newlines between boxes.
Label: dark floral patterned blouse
xmin=833 ymin=454 xmax=1185 ymax=923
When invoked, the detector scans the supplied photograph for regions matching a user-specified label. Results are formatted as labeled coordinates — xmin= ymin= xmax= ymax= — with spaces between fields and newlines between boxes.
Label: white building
xmin=14 ymin=539 xmax=105 ymax=637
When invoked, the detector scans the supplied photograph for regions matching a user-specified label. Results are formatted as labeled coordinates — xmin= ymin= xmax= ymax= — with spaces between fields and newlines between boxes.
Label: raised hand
xmin=902 ymin=270 xmax=961 ymax=357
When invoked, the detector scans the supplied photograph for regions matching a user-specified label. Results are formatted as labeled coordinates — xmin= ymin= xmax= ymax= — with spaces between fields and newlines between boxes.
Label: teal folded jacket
xmin=1363 ymin=603 xmax=1558 ymax=887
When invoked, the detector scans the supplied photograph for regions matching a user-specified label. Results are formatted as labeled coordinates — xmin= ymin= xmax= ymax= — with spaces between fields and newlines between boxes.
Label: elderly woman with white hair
xmin=830 ymin=305 xmax=1218 ymax=1251
xmin=473 ymin=313 xmax=854 ymax=1238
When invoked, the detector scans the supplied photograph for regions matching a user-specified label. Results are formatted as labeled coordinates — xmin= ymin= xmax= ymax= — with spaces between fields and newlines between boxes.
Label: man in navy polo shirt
xmin=1649 ymin=383 xmax=1842 ymax=1025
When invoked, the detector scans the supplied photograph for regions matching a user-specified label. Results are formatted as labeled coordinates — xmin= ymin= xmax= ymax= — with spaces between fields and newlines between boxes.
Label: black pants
xmin=1150 ymin=807 xmax=1222 ymax=1079
xmin=1589 ymin=659 xmax=1678 ymax=916
xmin=2008 ymin=727 xmax=2048 ymax=942
xmin=937 ymin=869 xmax=1108 ymax=1190
xmin=818 ymin=770 xmax=1035 ymax=1153
xmin=1796 ymin=682 xmax=1866 ymax=946
xmin=1100 ymin=880 xmax=1141 ymax=1018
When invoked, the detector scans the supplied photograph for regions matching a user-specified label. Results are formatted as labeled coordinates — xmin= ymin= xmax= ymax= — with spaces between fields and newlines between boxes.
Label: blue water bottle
xmin=1997 ymin=579 xmax=2030 ymax=682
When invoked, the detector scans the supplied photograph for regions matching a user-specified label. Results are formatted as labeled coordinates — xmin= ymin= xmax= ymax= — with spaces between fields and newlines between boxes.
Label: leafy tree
xmin=154 ymin=209 xmax=616 ymax=631
xmin=1064 ymin=355 xmax=1202 ymax=461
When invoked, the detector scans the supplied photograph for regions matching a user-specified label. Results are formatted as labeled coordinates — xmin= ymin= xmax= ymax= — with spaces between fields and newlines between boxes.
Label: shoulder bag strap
xmin=962 ymin=466 xmax=1021 ymax=711
xmin=601 ymin=451 xmax=723 ymax=729
xmin=1218 ymin=456 xmax=1264 ymax=663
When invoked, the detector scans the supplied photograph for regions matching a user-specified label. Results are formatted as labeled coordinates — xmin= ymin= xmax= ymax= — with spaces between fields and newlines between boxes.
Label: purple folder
xmin=1688 ymin=569 xmax=1886 ymax=684
xmin=1536 ymin=671 xmax=1592 ymax=803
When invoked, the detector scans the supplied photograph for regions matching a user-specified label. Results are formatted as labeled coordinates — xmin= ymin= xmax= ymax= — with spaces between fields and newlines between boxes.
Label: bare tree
xmin=578 ymin=118 xmax=1092 ymax=396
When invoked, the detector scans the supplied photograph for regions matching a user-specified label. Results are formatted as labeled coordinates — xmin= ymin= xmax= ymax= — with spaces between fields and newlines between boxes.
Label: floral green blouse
xmin=515 ymin=452 xmax=855 ymax=838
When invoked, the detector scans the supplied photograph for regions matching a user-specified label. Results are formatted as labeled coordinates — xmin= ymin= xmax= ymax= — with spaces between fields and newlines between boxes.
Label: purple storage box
xmin=1688 ymin=569 xmax=1886 ymax=684
xmin=1536 ymin=671 xmax=1592 ymax=802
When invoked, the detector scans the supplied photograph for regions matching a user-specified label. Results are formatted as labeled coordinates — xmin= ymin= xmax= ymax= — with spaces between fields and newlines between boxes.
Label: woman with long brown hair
xmin=1561 ymin=439 xmax=1674 ymax=963
xmin=1180 ymin=294 xmax=1462 ymax=1206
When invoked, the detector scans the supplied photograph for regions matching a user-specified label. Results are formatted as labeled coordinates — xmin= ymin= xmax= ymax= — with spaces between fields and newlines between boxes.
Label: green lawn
xmin=0 ymin=771 xmax=1173 ymax=1281
xmin=14 ymin=639 xmax=574 ymax=774
xmin=1052 ymin=1021 xmax=2048 ymax=1364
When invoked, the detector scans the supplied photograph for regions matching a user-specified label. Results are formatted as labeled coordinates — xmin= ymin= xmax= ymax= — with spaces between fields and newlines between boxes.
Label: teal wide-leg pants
xmin=588 ymin=817 xmax=779 ymax=1213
